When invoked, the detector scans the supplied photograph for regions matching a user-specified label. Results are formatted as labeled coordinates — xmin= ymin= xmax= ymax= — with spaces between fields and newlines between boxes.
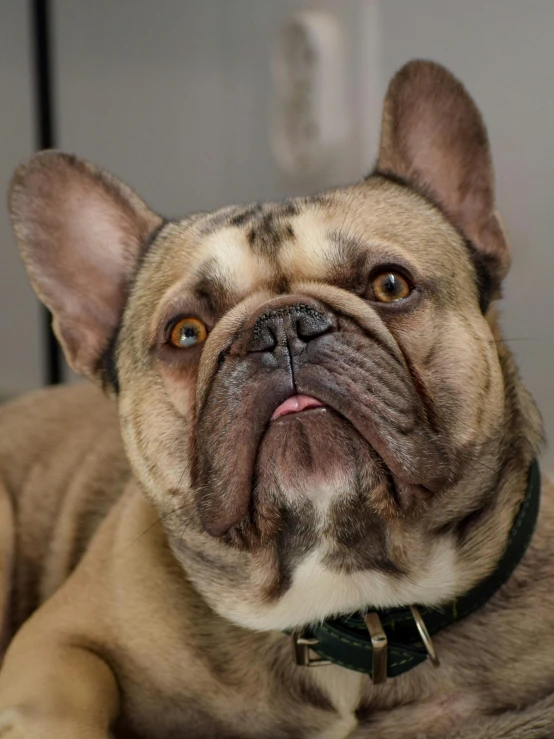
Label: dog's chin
xmin=255 ymin=405 xmax=378 ymax=512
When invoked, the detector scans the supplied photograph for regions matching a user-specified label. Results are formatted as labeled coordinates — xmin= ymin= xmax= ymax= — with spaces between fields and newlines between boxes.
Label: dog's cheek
xmin=396 ymin=310 xmax=504 ymax=449
xmin=157 ymin=360 xmax=199 ymax=418
xmin=432 ymin=315 xmax=504 ymax=447
xmin=119 ymin=376 xmax=196 ymax=505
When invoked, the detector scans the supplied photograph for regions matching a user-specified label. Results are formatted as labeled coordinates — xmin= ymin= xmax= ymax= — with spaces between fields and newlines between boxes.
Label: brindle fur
xmin=0 ymin=61 xmax=551 ymax=738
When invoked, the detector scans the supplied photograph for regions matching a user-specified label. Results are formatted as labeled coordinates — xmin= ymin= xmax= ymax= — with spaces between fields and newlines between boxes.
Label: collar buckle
xmin=363 ymin=612 xmax=388 ymax=683
xmin=410 ymin=605 xmax=440 ymax=667
xmin=292 ymin=632 xmax=332 ymax=667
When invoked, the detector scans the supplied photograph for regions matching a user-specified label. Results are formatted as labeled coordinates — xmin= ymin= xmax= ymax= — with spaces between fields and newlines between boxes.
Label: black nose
xmin=248 ymin=303 xmax=335 ymax=353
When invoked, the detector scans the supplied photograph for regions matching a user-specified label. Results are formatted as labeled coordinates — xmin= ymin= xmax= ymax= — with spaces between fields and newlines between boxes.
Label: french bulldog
xmin=0 ymin=60 xmax=552 ymax=739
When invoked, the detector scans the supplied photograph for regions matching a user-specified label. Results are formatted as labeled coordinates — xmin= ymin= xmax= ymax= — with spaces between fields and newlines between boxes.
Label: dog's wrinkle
xmin=295 ymin=355 xmax=450 ymax=488
xmin=194 ymin=357 xmax=296 ymax=538
xmin=394 ymin=341 xmax=442 ymax=436
xmin=216 ymin=349 xmax=227 ymax=372
xmin=303 ymin=338 xmax=418 ymax=432
xmin=382 ymin=464 xmax=402 ymax=511
xmin=433 ymin=499 xmax=493 ymax=542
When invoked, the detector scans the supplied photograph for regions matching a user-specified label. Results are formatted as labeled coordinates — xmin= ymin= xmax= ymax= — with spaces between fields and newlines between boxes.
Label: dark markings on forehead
xmin=369 ymin=168 xmax=498 ymax=312
xmin=198 ymin=200 xmax=299 ymax=258
xmin=246 ymin=207 xmax=297 ymax=257
xmin=301 ymin=192 xmax=333 ymax=207
xmin=197 ymin=204 xmax=250 ymax=235
xmin=228 ymin=203 xmax=263 ymax=226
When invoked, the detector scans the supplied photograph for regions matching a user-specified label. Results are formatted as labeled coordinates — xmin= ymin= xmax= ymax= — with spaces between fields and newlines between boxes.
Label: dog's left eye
xmin=370 ymin=272 xmax=412 ymax=303
xmin=169 ymin=317 xmax=208 ymax=348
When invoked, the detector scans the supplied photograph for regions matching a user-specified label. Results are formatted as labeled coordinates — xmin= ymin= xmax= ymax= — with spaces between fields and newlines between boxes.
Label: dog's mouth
xmin=271 ymin=394 xmax=325 ymax=420
xmin=194 ymin=313 xmax=452 ymax=540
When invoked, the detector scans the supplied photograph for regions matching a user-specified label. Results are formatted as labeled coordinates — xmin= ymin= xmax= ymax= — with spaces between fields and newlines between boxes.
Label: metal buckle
xmin=292 ymin=632 xmax=332 ymax=667
xmin=409 ymin=605 xmax=440 ymax=668
xmin=364 ymin=612 xmax=388 ymax=684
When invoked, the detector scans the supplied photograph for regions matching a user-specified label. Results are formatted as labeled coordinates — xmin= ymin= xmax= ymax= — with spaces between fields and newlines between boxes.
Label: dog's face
xmin=9 ymin=61 xmax=539 ymax=630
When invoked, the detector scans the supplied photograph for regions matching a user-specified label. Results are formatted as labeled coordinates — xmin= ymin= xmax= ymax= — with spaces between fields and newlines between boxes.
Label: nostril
xmin=249 ymin=314 xmax=280 ymax=353
xmin=295 ymin=310 xmax=334 ymax=342
xmin=267 ymin=325 xmax=277 ymax=349
xmin=249 ymin=326 xmax=277 ymax=353
xmin=247 ymin=302 xmax=334 ymax=354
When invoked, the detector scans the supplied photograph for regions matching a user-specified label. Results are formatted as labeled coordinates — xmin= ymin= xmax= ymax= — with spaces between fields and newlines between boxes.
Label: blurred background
xmin=2 ymin=1 xmax=554 ymax=467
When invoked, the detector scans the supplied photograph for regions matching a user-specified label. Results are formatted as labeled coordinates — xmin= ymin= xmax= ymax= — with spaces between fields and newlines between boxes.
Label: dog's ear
xmin=9 ymin=151 xmax=163 ymax=383
xmin=376 ymin=59 xmax=509 ymax=289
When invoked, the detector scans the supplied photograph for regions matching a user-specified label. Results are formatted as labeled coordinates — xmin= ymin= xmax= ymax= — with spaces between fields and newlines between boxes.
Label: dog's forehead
xmin=144 ymin=179 xmax=470 ymax=308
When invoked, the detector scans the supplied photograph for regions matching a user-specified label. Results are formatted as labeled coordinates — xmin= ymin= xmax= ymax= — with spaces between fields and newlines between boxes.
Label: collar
xmin=292 ymin=459 xmax=541 ymax=682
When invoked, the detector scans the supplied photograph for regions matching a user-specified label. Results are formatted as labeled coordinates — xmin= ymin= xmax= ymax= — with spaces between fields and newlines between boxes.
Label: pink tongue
xmin=271 ymin=394 xmax=324 ymax=420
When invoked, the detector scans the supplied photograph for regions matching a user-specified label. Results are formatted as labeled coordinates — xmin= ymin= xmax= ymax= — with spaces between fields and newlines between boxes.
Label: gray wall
xmin=2 ymin=1 xmax=554 ymax=469
xmin=53 ymin=0 xmax=376 ymax=211
xmin=0 ymin=3 xmax=41 ymax=394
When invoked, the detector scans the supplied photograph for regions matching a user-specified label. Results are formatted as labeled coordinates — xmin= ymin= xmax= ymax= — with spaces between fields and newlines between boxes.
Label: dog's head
xmin=9 ymin=61 xmax=542 ymax=630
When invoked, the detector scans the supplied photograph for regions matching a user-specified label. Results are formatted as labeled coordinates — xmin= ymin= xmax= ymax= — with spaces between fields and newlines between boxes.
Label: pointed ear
xmin=376 ymin=60 xmax=510 ymax=290
xmin=9 ymin=151 xmax=163 ymax=384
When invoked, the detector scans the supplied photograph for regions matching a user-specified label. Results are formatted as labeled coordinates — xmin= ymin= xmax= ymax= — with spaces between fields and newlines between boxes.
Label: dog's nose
xmin=248 ymin=303 xmax=335 ymax=353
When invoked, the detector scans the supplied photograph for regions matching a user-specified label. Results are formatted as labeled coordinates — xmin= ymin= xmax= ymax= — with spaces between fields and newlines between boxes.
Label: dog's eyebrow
xmin=325 ymin=231 xmax=370 ymax=291
xmin=193 ymin=259 xmax=234 ymax=316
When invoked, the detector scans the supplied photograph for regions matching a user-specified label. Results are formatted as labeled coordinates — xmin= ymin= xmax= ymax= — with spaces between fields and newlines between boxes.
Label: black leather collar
xmin=292 ymin=460 xmax=541 ymax=681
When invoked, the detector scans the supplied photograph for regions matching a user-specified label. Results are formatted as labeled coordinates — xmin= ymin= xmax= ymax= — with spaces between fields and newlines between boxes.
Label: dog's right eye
xmin=168 ymin=317 xmax=208 ymax=348
xmin=369 ymin=271 xmax=412 ymax=303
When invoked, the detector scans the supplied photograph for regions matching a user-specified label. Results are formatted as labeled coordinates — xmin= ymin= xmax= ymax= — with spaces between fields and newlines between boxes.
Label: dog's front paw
xmin=0 ymin=708 xmax=110 ymax=739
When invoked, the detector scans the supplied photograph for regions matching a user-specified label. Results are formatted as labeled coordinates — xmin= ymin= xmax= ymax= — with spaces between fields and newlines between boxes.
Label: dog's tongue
xmin=271 ymin=394 xmax=324 ymax=420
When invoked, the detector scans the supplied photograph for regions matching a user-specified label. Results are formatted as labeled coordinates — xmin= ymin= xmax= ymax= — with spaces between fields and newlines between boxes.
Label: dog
xmin=0 ymin=59 xmax=552 ymax=739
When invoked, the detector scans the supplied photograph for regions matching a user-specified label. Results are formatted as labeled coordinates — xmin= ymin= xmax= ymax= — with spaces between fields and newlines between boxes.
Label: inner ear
xmin=375 ymin=60 xmax=510 ymax=296
xmin=9 ymin=151 xmax=164 ymax=386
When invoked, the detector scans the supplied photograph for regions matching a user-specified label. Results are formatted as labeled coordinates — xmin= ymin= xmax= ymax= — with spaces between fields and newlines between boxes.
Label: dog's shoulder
xmin=0 ymin=383 xmax=118 ymax=486
xmin=0 ymin=383 xmax=130 ymax=630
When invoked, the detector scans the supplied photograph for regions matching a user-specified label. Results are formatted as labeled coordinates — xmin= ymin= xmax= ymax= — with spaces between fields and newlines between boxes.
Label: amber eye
xmin=169 ymin=317 xmax=208 ymax=348
xmin=370 ymin=272 xmax=412 ymax=303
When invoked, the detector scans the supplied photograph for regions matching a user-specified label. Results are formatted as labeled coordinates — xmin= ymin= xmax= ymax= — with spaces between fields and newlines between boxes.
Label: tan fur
xmin=0 ymin=60 xmax=551 ymax=738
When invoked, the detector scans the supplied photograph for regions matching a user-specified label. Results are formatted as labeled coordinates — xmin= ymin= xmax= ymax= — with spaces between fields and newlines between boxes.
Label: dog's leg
xmin=445 ymin=692 xmax=554 ymax=739
xmin=0 ymin=627 xmax=119 ymax=739
xmin=0 ymin=479 xmax=14 ymax=658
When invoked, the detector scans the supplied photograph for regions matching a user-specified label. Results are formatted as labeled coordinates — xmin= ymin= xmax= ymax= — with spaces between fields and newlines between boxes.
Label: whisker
xmin=118 ymin=503 xmax=189 ymax=556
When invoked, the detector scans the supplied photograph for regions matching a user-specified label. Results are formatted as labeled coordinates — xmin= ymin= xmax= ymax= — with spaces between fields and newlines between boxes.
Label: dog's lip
xmin=271 ymin=394 xmax=325 ymax=420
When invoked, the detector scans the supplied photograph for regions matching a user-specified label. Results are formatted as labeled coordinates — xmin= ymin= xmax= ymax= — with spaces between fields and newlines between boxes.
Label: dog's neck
xmin=292 ymin=459 xmax=541 ymax=682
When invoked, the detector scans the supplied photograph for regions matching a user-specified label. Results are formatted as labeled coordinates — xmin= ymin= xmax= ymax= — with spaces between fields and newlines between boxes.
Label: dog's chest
xmin=115 ymin=688 xmax=477 ymax=739
xmin=310 ymin=665 xmax=478 ymax=739
xmin=114 ymin=657 xmax=477 ymax=739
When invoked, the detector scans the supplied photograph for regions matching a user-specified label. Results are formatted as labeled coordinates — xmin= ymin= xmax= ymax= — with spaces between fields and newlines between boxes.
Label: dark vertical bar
xmin=30 ymin=0 xmax=62 ymax=385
